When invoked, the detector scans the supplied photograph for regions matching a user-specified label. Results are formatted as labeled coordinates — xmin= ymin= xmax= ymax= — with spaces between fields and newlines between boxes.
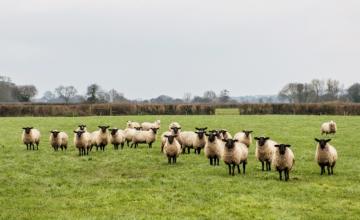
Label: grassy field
xmin=0 ymin=115 xmax=359 ymax=219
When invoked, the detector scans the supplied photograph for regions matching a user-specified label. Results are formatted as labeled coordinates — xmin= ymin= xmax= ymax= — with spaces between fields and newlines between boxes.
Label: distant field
xmin=215 ymin=108 xmax=240 ymax=115
xmin=0 ymin=115 xmax=359 ymax=219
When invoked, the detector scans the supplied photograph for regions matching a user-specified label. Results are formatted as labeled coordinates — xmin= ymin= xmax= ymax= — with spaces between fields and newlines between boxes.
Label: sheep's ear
xmin=233 ymin=139 xmax=239 ymax=142
xmin=326 ymin=139 xmax=331 ymax=143
xmin=164 ymin=135 xmax=169 ymax=138
xmin=73 ymin=130 xmax=77 ymax=133
xmin=314 ymin=138 xmax=320 ymax=142
xmin=50 ymin=131 xmax=53 ymax=133
xmin=274 ymin=144 xmax=280 ymax=147
xmin=106 ymin=126 xmax=110 ymax=128
xmin=178 ymin=127 xmax=182 ymax=129
xmin=222 ymin=139 xmax=227 ymax=142
xmin=195 ymin=127 xmax=200 ymax=130
xmin=30 ymin=127 xmax=33 ymax=129
xmin=254 ymin=137 xmax=259 ymax=140
xmin=203 ymin=127 xmax=208 ymax=130
xmin=249 ymin=131 xmax=253 ymax=133
xmin=205 ymin=133 xmax=210 ymax=136
xmin=285 ymin=144 xmax=291 ymax=148
xmin=265 ymin=137 xmax=270 ymax=140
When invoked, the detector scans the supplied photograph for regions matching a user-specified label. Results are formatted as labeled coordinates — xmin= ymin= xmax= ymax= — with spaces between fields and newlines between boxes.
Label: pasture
xmin=0 ymin=115 xmax=359 ymax=219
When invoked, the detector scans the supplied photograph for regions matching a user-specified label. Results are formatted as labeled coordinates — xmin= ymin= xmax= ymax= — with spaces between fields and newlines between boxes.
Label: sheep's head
xmin=98 ymin=125 xmax=109 ymax=133
xmin=206 ymin=131 xmax=218 ymax=142
xmin=195 ymin=130 xmax=206 ymax=139
xmin=164 ymin=134 xmax=177 ymax=144
xmin=151 ymin=127 xmax=159 ymax=134
xmin=274 ymin=144 xmax=291 ymax=155
xmin=219 ymin=129 xmax=227 ymax=135
xmin=254 ymin=137 xmax=270 ymax=146
xmin=170 ymin=126 xmax=181 ymax=135
xmin=74 ymin=130 xmax=85 ymax=138
xmin=50 ymin=130 xmax=60 ymax=138
xmin=243 ymin=130 xmax=253 ymax=138
xmin=209 ymin=130 xmax=221 ymax=139
xmin=109 ymin=128 xmax=119 ymax=136
xmin=315 ymin=138 xmax=331 ymax=149
xmin=78 ymin=124 xmax=86 ymax=131
xmin=222 ymin=138 xmax=238 ymax=149
xmin=22 ymin=127 xmax=33 ymax=134
xmin=135 ymin=126 xmax=142 ymax=131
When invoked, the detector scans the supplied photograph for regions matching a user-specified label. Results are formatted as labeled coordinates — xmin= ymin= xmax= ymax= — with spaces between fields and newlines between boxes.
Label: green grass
xmin=215 ymin=108 xmax=240 ymax=115
xmin=0 ymin=115 xmax=359 ymax=219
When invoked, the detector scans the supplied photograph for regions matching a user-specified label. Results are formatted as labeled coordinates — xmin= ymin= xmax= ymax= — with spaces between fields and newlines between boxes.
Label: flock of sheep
xmin=21 ymin=119 xmax=338 ymax=181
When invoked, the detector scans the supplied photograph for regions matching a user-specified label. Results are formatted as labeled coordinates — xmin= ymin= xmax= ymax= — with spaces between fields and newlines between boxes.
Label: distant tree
xmin=0 ymin=76 xmax=17 ymax=102
xmin=183 ymin=92 xmax=192 ymax=103
xmin=55 ymin=85 xmax=78 ymax=103
xmin=108 ymin=89 xmax=127 ymax=103
xmin=42 ymin=91 xmax=56 ymax=102
xmin=203 ymin=90 xmax=217 ymax=102
xmin=324 ymin=79 xmax=340 ymax=101
xmin=150 ymin=95 xmax=176 ymax=103
xmin=86 ymin=84 xmax=100 ymax=103
xmin=14 ymin=85 xmax=37 ymax=102
xmin=310 ymin=79 xmax=325 ymax=102
xmin=218 ymin=89 xmax=230 ymax=103
xmin=347 ymin=83 xmax=360 ymax=103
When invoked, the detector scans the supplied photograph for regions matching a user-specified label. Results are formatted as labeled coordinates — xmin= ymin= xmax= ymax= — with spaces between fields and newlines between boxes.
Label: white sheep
xmin=161 ymin=126 xmax=182 ymax=152
xmin=272 ymin=144 xmax=295 ymax=181
xmin=178 ymin=127 xmax=207 ymax=154
xmin=222 ymin=139 xmax=248 ymax=176
xmin=49 ymin=130 xmax=68 ymax=151
xmin=124 ymin=127 xmax=141 ymax=147
xmin=109 ymin=128 xmax=125 ymax=150
xmin=204 ymin=131 xmax=223 ymax=166
xmin=22 ymin=127 xmax=41 ymax=150
xmin=321 ymin=121 xmax=337 ymax=135
xmin=218 ymin=129 xmax=232 ymax=140
xmin=254 ymin=136 xmax=277 ymax=171
xmin=234 ymin=130 xmax=253 ymax=148
xmin=141 ymin=120 xmax=161 ymax=131
xmin=163 ymin=134 xmax=181 ymax=164
xmin=73 ymin=130 xmax=91 ymax=156
xmin=90 ymin=126 xmax=110 ymax=151
xmin=131 ymin=127 xmax=159 ymax=148
xmin=315 ymin=138 xmax=338 ymax=175
xmin=127 ymin=121 xmax=141 ymax=129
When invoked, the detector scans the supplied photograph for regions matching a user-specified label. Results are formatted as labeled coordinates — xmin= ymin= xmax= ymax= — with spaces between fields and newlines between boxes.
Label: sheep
xmin=234 ymin=130 xmax=253 ymax=148
xmin=222 ymin=138 xmax=248 ymax=176
xmin=218 ymin=129 xmax=232 ymax=140
xmin=109 ymin=128 xmax=125 ymax=150
xmin=73 ymin=130 xmax=91 ymax=156
xmin=178 ymin=127 xmax=207 ymax=154
xmin=168 ymin=122 xmax=181 ymax=131
xmin=204 ymin=131 xmax=222 ymax=166
xmin=127 ymin=121 xmax=141 ymax=129
xmin=49 ymin=130 xmax=68 ymax=151
xmin=272 ymin=144 xmax=295 ymax=181
xmin=161 ymin=126 xmax=182 ymax=152
xmin=124 ymin=126 xmax=142 ymax=147
xmin=163 ymin=134 xmax=181 ymax=164
xmin=22 ymin=127 xmax=41 ymax=150
xmin=254 ymin=136 xmax=277 ymax=171
xmin=77 ymin=124 xmax=87 ymax=131
xmin=141 ymin=120 xmax=161 ymax=131
xmin=315 ymin=138 xmax=338 ymax=175
xmin=131 ymin=127 xmax=159 ymax=148
xmin=321 ymin=121 xmax=337 ymax=135
xmin=90 ymin=125 xmax=110 ymax=151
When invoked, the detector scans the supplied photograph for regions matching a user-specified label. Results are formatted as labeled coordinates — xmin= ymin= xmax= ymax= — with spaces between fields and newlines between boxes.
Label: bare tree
xmin=219 ymin=89 xmax=230 ymax=103
xmin=183 ymin=92 xmax=192 ymax=103
xmin=311 ymin=79 xmax=325 ymax=102
xmin=55 ymin=86 xmax=78 ymax=103
xmin=203 ymin=90 xmax=217 ymax=102
xmin=108 ymin=89 xmax=127 ymax=103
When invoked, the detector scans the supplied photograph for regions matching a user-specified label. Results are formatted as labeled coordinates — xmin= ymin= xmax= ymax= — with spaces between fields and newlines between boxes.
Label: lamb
xmin=49 ymin=130 xmax=68 ymax=151
xmin=131 ymin=127 xmax=159 ymax=148
xmin=222 ymin=139 xmax=248 ymax=176
xmin=254 ymin=136 xmax=277 ymax=171
xmin=321 ymin=121 xmax=337 ymax=135
xmin=234 ymin=130 xmax=253 ymax=148
xmin=204 ymin=131 xmax=222 ymax=166
xmin=73 ymin=130 xmax=91 ymax=156
xmin=124 ymin=126 xmax=142 ymax=147
xmin=141 ymin=120 xmax=161 ymax=131
xmin=315 ymin=138 xmax=338 ymax=175
xmin=218 ymin=129 xmax=232 ymax=140
xmin=127 ymin=121 xmax=141 ymax=129
xmin=161 ymin=126 xmax=182 ymax=152
xmin=22 ymin=127 xmax=41 ymax=150
xmin=109 ymin=128 xmax=125 ymax=150
xmin=163 ymin=134 xmax=181 ymax=164
xmin=178 ymin=127 xmax=207 ymax=154
xmin=272 ymin=144 xmax=295 ymax=181
xmin=90 ymin=125 xmax=110 ymax=151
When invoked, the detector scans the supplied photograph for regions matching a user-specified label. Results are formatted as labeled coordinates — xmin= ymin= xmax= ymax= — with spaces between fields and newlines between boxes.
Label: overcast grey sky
xmin=1 ymin=0 xmax=359 ymax=99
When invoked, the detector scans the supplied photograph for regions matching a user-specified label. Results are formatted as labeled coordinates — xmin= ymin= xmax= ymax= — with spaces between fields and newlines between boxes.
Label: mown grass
xmin=0 ymin=115 xmax=359 ymax=219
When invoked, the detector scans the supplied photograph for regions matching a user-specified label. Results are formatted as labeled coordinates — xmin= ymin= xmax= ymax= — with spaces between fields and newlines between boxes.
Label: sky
xmin=0 ymin=0 xmax=359 ymax=99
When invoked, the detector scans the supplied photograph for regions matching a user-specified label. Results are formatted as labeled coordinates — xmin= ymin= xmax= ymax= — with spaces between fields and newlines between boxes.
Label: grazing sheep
xmin=22 ymin=127 xmax=41 ymax=150
xmin=73 ymin=130 xmax=91 ymax=156
xmin=254 ymin=136 xmax=277 ymax=171
xmin=91 ymin=126 xmax=110 ymax=151
xmin=124 ymin=126 xmax=142 ymax=147
xmin=315 ymin=138 xmax=338 ymax=175
xmin=163 ymin=134 xmax=181 ymax=164
xmin=234 ymin=130 xmax=253 ymax=148
xmin=49 ymin=130 xmax=68 ymax=151
xmin=131 ymin=127 xmax=159 ymax=148
xmin=179 ymin=127 xmax=207 ymax=154
xmin=141 ymin=120 xmax=161 ymax=131
xmin=77 ymin=124 xmax=87 ymax=131
xmin=272 ymin=144 xmax=295 ymax=181
xmin=222 ymin=139 xmax=248 ymax=176
xmin=321 ymin=121 xmax=337 ymax=135
xmin=204 ymin=131 xmax=223 ymax=166
xmin=127 ymin=121 xmax=141 ymax=129
xmin=161 ymin=126 xmax=182 ymax=152
xmin=218 ymin=129 xmax=232 ymax=140
xmin=109 ymin=128 xmax=125 ymax=150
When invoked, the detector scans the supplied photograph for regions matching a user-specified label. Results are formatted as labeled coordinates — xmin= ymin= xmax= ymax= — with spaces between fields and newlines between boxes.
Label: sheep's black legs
xmin=327 ymin=166 xmax=331 ymax=175
xmin=173 ymin=156 xmax=176 ymax=164
xmin=168 ymin=157 xmax=171 ymax=164
xmin=267 ymin=161 xmax=271 ymax=171
xmin=209 ymin=158 xmax=213 ymax=165
xmin=243 ymin=162 xmax=246 ymax=175
xmin=285 ymin=169 xmax=289 ymax=181
xmin=261 ymin=161 xmax=264 ymax=171
xmin=121 ymin=143 xmax=124 ymax=149
xmin=227 ymin=164 xmax=231 ymax=175
xmin=149 ymin=143 xmax=152 ymax=148
xmin=237 ymin=165 xmax=241 ymax=174
xmin=279 ymin=170 xmax=282 ymax=180
xmin=231 ymin=164 xmax=235 ymax=176
xmin=320 ymin=165 xmax=325 ymax=175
